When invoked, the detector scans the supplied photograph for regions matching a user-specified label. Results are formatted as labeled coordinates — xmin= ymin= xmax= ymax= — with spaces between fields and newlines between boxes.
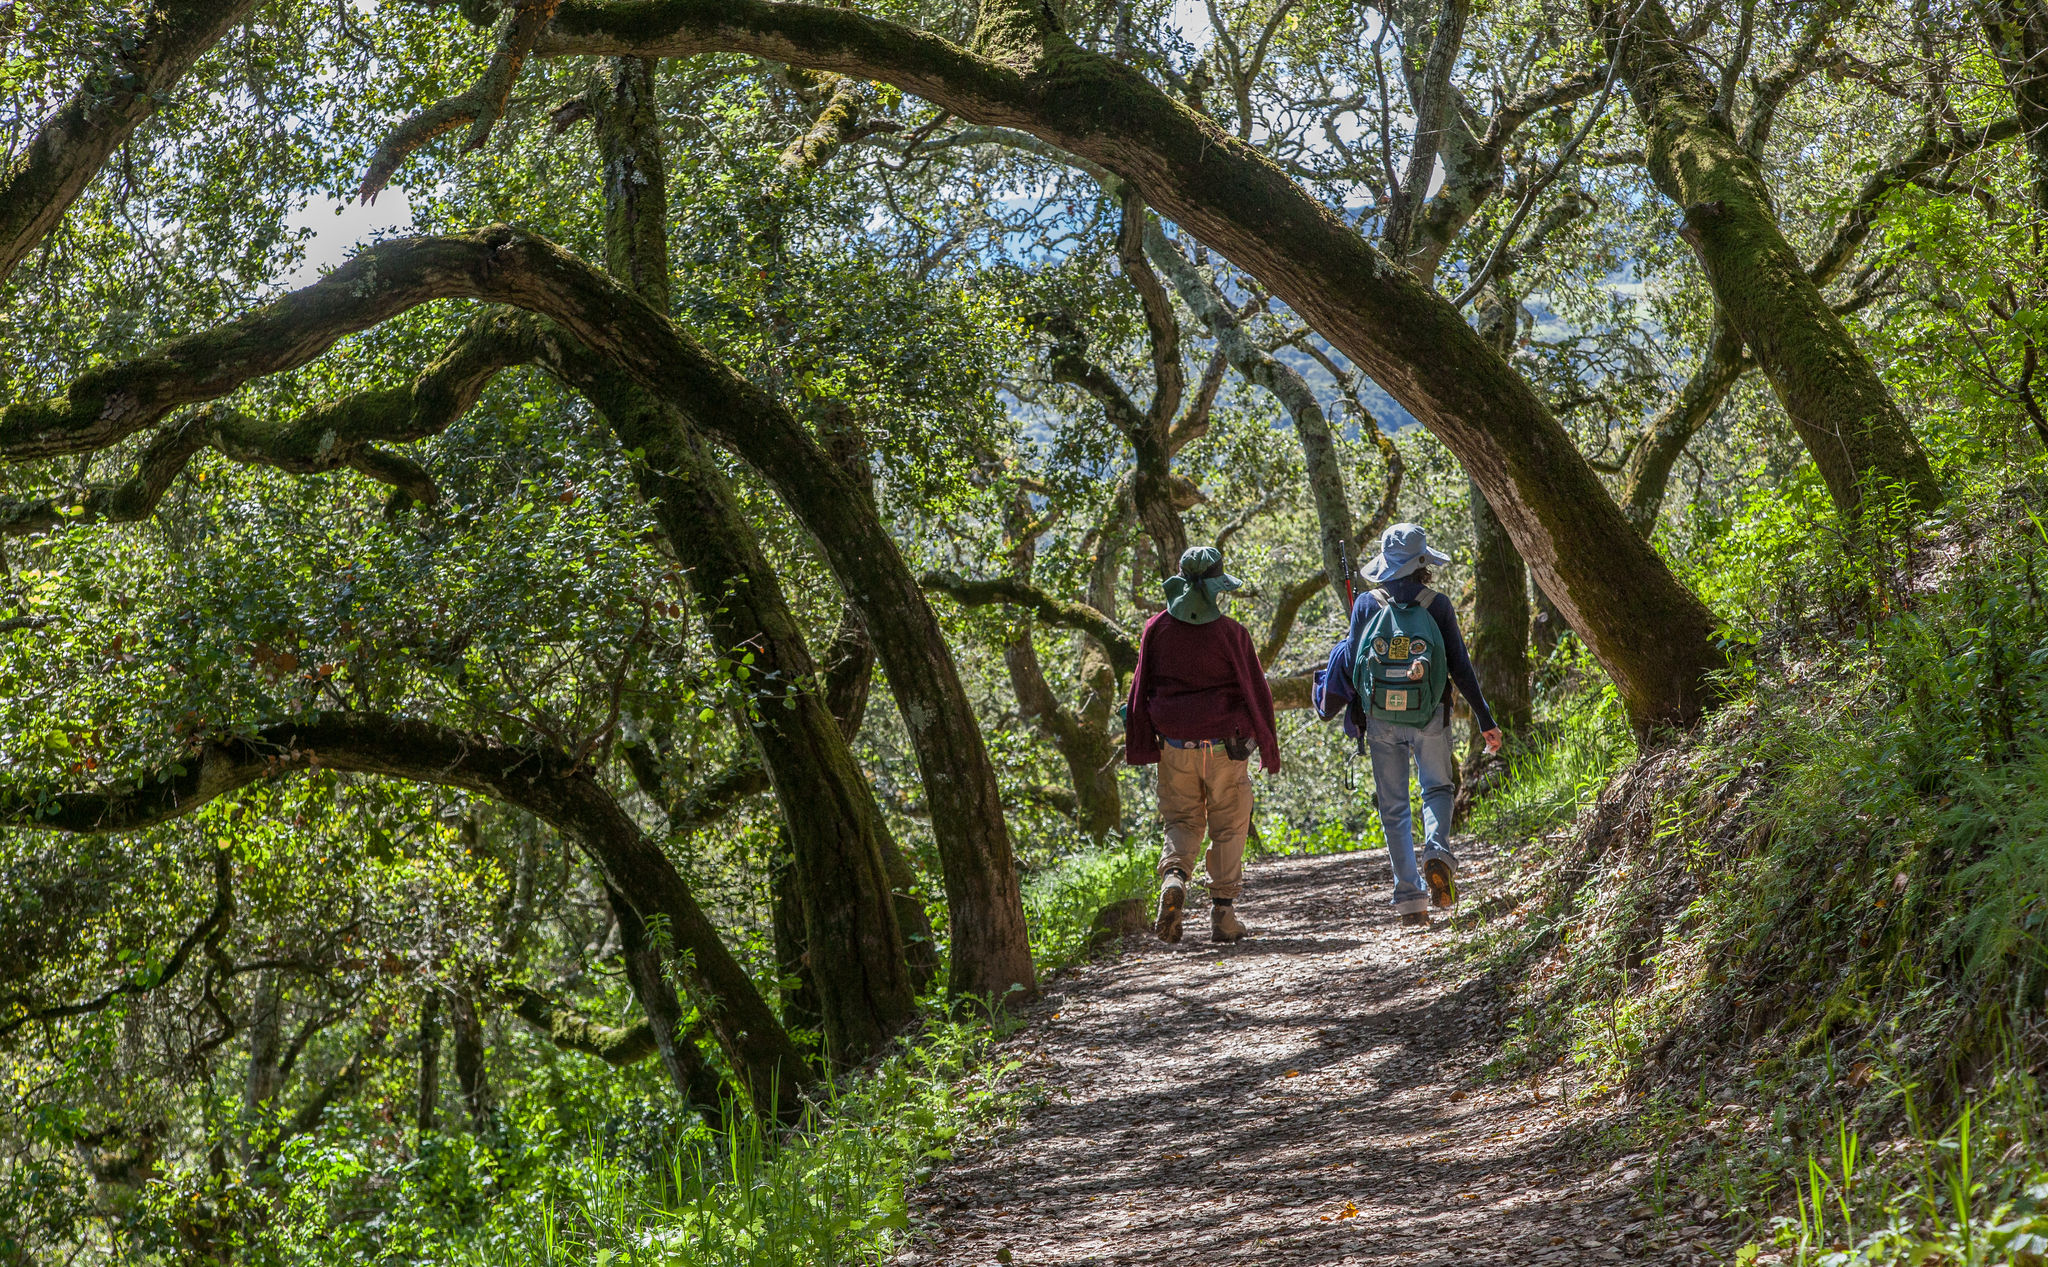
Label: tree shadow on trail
xmin=897 ymin=850 xmax=1715 ymax=1267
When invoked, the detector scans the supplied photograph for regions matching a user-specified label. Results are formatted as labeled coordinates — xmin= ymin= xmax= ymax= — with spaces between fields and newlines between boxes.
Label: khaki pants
xmin=1155 ymin=743 xmax=1252 ymax=901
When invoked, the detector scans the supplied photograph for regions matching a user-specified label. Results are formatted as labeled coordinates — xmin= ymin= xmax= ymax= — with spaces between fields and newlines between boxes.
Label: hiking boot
xmin=1211 ymin=903 xmax=1245 ymax=943
xmin=1400 ymin=910 xmax=1432 ymax=930
xmin=1154 ymin=874 xmax=1187 ymax=943
xmin=1422 ymin=851 xmax=1459 ymax=909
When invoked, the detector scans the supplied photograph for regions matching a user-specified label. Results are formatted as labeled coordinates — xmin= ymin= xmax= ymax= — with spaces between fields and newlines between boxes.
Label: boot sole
xmin=1424 ymin=858 xmax=1457 ymax=909
xmin=1155 ymin=887 xmax=1185 ymax=943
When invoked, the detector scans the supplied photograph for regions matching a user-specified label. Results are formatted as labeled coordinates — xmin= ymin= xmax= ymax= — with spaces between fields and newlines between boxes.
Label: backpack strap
xmin=1370 ymin=588 xmax=1391 ymax=605
xmin=1414 ymin=585 xmax=1439 ymax=607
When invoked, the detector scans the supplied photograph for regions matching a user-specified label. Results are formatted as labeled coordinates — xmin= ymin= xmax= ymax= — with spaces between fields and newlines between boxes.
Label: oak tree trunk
xmin=1467 ymin=286 xmax=1531 ymax=739
xmin=1468 ymin=476 xmax=1532 ymax=736
xmin=449 ymin=990 xmax=492 ymax=1132
xmin=1981 ymin=1 xmax=2048 ymax=214
xmin=415 ymin=990 xmax=442 ymax=1142
xmin=605 ymin=880 xmax=734 ymax=1130
xmin=1599 ymin=0 xmax=1942 ymax=517
xmin=771 ymin=839 xmax=825 ymax=1037
xmin=592 ymin=58 xmax=914 ymax=1065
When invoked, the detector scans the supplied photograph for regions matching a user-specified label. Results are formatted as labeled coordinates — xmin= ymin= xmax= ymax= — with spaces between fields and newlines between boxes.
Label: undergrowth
xmin=211 ymin=838 xmax=1161 ymax=1267
xmin=1459 ymin=478 xmax=2048 ymax=1264
xmin=248 ymin=1015 xmax=1012 ymax=1267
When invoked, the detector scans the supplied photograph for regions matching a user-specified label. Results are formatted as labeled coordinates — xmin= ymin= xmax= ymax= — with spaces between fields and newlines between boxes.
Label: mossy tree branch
xmin=922 ymin=570 xmax=1139 ymax=674
xmin=0 ymin=225 xmax=1034 ymax=1002
xmin=502 ymin=983 xmax=657 ymax=1066
xmin=1595 ymin=0 xmax=1943 ymax=517
xmin=0 ymin=0 xmax=260 ymax=284
xmin=0 ymin=711 xmax=811 ymax=1122
xmin=359 ymin=0 xmax=567 ymax=201
xmin=0 ymin=315 xmax=537 ymax=535
xmin=1981 ymin=2 xmax=2048 ymax=213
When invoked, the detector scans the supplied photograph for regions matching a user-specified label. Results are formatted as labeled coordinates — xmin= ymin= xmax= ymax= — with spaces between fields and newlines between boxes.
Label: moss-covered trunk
xmin=817 ymin=596 xmax=941 ymax=993
xmin=771 ymin=842 xmax=825 ymax=1037
xmin=1467 ymin=288 xmax=1530 ymax=737
xmin=591 ymin=58 xmax=914 ymax=1065
xmin=1598 ymin=0 xmax=1941 ymax=517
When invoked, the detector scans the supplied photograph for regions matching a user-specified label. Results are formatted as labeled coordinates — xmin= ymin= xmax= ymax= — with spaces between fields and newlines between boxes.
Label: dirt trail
xmin=895 ymin=846 xmax=1730 ymax=1266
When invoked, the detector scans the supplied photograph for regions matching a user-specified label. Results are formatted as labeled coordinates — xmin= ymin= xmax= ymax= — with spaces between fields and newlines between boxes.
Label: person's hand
xmin=1482 ymin=728 xmax=1503 ymax=755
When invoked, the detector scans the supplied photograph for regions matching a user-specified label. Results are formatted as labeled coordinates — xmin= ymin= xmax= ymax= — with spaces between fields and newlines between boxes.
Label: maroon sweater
xmin=1125 ymin=611 xmax=1281 ymax=773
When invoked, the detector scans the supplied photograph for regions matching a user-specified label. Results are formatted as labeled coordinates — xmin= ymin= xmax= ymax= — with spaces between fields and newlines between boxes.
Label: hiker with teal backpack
xmin=1314 ymin=524 xmax=1502 ymax=928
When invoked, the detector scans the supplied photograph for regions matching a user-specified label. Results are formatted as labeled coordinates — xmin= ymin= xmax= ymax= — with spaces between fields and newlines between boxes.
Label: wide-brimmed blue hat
xmin=1361 ymin=522 xmax=1450 ymax=584
xmin=1163 ymin=545 xmax=1242 ymax=624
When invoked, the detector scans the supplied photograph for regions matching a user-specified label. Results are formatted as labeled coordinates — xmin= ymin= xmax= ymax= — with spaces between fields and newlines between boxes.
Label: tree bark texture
xmin=502 ymin=983 xmax=657 ymax=1066
xmin=0 ymin=0 xmax=259 ymax=284
xmin=771 ymin=841 xmax=825 ymax=1037
xmin=449 ymin=990 xmax=492 ymax=1131
xmin=590 ymin=56 xmax=913 ymax=1065
xmin=1465 ymin=287 xmax=1532 ymax=739
xmin=535 ymin=0 xmax=1727 ymax=730
xmin=1597 ymin=0 xmax=1942 ymax=517
xmin=1467 ymin=476 xmax=1532 ymax=735
xmin=415 ymin=990 xmax=442 ymax=1141
xmin=817 ymin=406 xmax=942 ymax=994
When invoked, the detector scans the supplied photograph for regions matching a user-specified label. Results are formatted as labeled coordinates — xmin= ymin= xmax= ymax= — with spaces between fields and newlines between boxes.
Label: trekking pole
xmin=1336 ymin=539 xmax=1357 ymax=617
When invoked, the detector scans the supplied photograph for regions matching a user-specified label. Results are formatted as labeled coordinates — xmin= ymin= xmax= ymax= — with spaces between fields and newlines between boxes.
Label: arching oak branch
xmin=921 ymin=569 xmax=1139 ymax=674
xmin=0 ymin=711 xmax=812 ymax=1122
xmin=533 ymin=0 xmax=1728 ymax=729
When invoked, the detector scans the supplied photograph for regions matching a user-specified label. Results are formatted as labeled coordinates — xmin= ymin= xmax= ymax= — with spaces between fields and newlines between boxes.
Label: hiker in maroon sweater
xmin=1125 ymin=546 xmax=1280 ymax=943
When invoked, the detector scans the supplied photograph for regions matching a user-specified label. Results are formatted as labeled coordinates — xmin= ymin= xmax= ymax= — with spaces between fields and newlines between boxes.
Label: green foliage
xmin=1021 ymin=839 xmax=1156 ymax=969
xmin=256 ymin=1019 xmax=1014 ymax=1267
xmin=1467 ymin=662 xmax=1635 ymax=846
xmin=1461 ymin=477 xmax=2048 ymax=1257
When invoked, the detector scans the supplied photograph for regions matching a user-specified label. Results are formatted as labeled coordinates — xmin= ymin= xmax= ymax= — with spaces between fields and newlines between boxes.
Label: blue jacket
xmin=1314 ymin=577 xmax=1496 ymax=737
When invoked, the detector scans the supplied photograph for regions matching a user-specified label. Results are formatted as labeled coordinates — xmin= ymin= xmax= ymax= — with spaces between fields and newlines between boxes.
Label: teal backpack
xmin=1352 ymin=587 xmax=1449 ymax=727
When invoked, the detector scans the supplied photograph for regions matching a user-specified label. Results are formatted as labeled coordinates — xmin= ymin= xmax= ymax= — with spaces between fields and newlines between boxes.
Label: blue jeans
xmin=1366 ymin=712 xmax=1455 ymax=914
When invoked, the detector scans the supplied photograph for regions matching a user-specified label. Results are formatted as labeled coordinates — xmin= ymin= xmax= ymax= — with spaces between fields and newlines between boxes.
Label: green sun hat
xmin=1163 ymin=545 xmax=1242 ymax=625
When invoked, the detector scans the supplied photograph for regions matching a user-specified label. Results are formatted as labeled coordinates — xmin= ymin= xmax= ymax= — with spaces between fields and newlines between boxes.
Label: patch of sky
xmin=278 ymin=187 xmax=417 ymax=290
